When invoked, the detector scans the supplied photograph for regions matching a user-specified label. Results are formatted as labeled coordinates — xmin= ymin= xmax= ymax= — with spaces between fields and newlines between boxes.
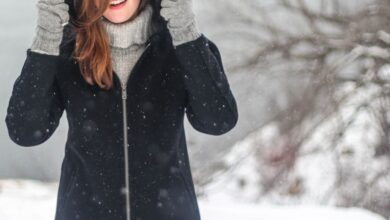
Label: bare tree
xmin=199 ymin=0 xmax=390 ymax=218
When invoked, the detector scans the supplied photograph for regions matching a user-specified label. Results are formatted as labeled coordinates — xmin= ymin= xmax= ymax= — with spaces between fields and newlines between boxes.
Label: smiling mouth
xmin=110 ymin=0 xmax=127 ymax=8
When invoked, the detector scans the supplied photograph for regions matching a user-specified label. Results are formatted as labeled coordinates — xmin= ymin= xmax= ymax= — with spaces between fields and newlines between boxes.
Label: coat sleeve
xmin=174 ymin=34 xmax=239 ymax=135
xmin=5 ymin=49 xmax=65 ymax=147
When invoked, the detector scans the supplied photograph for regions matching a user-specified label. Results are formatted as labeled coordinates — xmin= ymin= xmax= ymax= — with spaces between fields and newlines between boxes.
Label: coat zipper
xmin=121 ymin=81 xmax=131 ymax=220
xmin=119 ymin=40 xmax=152 ymax=220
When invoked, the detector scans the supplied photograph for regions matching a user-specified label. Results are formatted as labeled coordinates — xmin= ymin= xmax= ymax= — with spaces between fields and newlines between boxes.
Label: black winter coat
xmin=4 ymin=3 xmax=238 ymax=220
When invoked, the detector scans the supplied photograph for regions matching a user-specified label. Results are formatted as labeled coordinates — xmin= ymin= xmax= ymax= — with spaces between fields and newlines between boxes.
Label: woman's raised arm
xmin=4 ymin=0 xmax=69 ymax=146
xmin=5 ymin=50 xmax=65 ymax=146
xmin=160 ymin=0 xmax=239 ymax=135
xmin=174 ymin=34 xmax=239 ymax=136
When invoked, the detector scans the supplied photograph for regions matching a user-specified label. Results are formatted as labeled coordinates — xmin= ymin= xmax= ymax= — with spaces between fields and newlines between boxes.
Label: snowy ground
xmin=0 ymin=179 xmax=385 ymax=220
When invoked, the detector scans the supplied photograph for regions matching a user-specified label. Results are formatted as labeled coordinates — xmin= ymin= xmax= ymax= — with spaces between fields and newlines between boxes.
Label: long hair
xmin=71 ymin=0 xmax=152 ymax=90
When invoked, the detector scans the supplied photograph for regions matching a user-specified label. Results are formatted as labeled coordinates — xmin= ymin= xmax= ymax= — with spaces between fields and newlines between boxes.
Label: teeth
xmin=110 ymin=0 xmax=126 ymax=6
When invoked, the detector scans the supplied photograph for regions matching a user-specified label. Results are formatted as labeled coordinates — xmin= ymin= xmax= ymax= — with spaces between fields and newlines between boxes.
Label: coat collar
xmin=60 ymin=21 xmax=171 ymax=92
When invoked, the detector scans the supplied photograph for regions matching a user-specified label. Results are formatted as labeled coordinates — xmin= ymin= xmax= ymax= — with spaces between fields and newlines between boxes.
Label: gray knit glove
xmin=30 ymin=0 xmax=69 ymax=56
xmin=160 ymin=0 xmax=202 ymax=47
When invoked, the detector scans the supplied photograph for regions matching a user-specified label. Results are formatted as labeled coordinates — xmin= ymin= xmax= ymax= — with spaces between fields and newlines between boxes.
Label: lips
xmin=109 ymin=0 xmax=127 ymax=9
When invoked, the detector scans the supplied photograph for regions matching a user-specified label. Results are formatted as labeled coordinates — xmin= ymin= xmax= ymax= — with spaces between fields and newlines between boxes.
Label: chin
xmin=105 ymin=16 xmax=133 ymax=24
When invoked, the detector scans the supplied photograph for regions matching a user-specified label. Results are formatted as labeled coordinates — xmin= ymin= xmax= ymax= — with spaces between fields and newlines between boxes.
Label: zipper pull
xmin=121 ymin=82 xmax=127 ymax=100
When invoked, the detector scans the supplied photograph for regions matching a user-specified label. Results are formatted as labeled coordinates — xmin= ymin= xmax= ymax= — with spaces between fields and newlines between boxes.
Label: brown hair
xmin=72 ymin=0 xmax=150 ymax=90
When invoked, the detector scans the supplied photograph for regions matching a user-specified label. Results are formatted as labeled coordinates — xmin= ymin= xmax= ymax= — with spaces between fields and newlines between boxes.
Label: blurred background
xmin=1 ymin=0 xmax=390 ymax=219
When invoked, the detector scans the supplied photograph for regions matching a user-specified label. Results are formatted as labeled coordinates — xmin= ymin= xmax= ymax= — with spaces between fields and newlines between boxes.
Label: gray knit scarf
xmin=100 ymin=4 xmax=155 ymax=86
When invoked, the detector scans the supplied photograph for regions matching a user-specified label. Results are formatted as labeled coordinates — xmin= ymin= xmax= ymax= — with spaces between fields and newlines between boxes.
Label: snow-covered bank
xmin=200 ymin=201 xmax=385 ymax=220
xmin=0 ymin=179 xmax=57 ymax=219
xmin=0 ymin=179 xmax=385 ymax=220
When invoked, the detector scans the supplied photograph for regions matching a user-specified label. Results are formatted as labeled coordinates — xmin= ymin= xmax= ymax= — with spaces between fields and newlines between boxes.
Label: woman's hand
xmin=160 ymin=0 xmax=202 ymax=47
xmin=30 ymin=0 xmax=70 ymax=56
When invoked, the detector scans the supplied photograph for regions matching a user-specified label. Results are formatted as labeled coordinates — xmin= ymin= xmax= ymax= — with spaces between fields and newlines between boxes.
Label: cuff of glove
xmin=168 ymin=19 xmax=202 ymax=47
xmin=30 ymin=26 xmax=64 ymax=56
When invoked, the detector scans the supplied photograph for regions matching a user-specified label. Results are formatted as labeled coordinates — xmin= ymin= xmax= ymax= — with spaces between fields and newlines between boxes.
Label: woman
xmin=5 ymin=0 xmax=238 ymax=219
